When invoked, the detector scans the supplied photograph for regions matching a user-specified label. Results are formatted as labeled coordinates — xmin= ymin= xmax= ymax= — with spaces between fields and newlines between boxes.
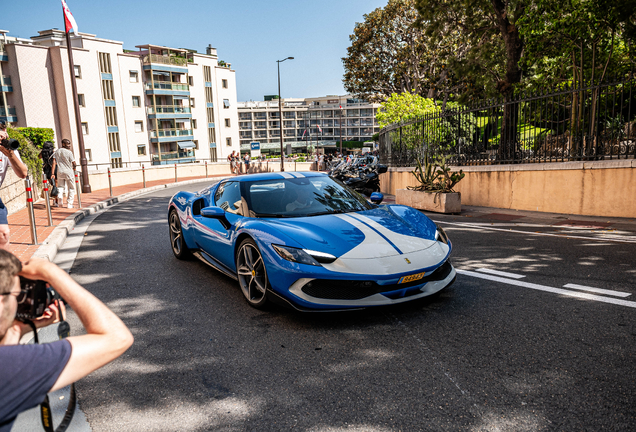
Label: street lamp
xmin=277 ymin=56 xmax=294 ymax=171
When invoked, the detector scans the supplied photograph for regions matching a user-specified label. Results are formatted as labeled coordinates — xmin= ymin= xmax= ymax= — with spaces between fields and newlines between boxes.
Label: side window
xmin=214 ymin=181 xmax=242 ymax=215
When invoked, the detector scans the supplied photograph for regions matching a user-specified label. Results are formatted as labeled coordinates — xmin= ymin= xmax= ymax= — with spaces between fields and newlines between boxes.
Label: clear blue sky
xmin=5 ymin=0 xmax=387 ymax=101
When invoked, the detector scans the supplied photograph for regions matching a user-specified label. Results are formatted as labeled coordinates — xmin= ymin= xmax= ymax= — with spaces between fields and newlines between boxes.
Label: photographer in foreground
xmin=0 ymin=250 xmax=134 ymax=431
xmin=0 ymin=122 xmax=28 ymax=250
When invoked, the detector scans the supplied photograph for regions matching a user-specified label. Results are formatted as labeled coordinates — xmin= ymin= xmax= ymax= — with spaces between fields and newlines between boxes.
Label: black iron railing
xmin=379 ymin=75 xmax=636 ymax=166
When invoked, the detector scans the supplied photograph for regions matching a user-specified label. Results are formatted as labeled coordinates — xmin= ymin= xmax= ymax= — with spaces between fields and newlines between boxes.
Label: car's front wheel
xmin=169 ymin=209 xmax=192 ymax=260
xmin=236 ymin=238 xmax=269 ymax=309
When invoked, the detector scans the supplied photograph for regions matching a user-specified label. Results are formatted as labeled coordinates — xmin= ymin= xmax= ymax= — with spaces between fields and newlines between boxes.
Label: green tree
xmin=343 ymin=0 xmax=467 ymax=103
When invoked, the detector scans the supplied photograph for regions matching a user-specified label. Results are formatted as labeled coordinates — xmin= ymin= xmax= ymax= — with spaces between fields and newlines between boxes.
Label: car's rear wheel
xmin=236 ymin=238 xmax=269 ymax=309
xmin=169 ymin=209 xmax=192 ymax=260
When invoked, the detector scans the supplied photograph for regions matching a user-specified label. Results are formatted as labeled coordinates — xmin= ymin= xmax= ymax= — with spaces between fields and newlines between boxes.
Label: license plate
xmin=398 ymin=272 xmax=426 ymax=284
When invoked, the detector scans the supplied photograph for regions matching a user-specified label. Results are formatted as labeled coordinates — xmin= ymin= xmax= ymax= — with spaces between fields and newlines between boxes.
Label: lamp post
xmin=277 ymin=56 xmax=294 ymax=171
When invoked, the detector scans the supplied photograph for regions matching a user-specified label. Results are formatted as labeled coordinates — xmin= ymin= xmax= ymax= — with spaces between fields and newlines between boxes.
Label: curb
xmin=32 ymin=177 xmax=221 ymax=262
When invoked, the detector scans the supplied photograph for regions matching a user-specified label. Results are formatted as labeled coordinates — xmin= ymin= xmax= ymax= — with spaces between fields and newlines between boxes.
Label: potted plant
xmin=396 ymin=153 xmax=465 ymax=214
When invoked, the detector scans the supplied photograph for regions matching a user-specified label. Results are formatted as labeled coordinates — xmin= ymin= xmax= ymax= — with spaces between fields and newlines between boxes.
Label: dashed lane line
xmin=458 ymin=269 xmax=636 ymax=309
xmin=563 ymin=283 xmax=632 ymax=298
xmin=475 ymin=268 xmax=526 ymax=279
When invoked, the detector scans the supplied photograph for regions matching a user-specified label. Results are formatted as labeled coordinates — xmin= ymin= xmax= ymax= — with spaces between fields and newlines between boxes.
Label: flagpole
xmin=64 ymin=22 xmax=91 ymax=193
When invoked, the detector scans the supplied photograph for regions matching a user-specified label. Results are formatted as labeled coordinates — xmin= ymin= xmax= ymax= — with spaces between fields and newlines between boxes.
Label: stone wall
xmin=0 ymin=168 xmax=41 ymax=215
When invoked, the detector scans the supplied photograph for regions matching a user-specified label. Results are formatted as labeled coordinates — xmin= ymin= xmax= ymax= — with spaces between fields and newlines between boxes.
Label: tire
xmin=169 ymin=209 xmax=192 ymax=260
xmin=236 ymin=238 xmax=270 ymax=309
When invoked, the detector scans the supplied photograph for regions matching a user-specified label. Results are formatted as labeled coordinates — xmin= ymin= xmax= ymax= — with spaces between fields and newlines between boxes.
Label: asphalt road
xmin=57 ymin=184 xmax=635 ymax=432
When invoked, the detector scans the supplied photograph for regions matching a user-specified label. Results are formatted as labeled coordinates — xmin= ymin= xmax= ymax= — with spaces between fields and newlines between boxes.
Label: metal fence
xmin=379 ymin=75 xmax=636 ymax=167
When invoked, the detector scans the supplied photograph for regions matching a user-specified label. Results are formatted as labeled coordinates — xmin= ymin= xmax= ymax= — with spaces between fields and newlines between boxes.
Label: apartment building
xmin=0 ymin=29 xmax=239 ymax=168
xmin=237 ymin=95 xmax=380 ymax=154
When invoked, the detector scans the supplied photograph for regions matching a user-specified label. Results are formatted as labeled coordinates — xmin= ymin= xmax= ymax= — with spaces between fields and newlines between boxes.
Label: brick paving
xmin=7 ymin=175 xmax=219 ymax=261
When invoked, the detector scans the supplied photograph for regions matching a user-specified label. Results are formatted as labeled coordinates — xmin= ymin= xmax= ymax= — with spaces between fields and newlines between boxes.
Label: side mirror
xmin=201 ymin=206 xmax=226 ymax=218
xmin=370 ymin=192 xmax=384 ymax=204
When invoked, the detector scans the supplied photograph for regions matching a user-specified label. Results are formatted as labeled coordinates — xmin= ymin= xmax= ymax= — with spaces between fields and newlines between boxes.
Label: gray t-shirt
xmin=53 ymin=148 xmax=75 ymax=179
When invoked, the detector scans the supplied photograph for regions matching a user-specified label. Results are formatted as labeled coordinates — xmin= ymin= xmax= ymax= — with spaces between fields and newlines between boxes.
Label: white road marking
xmin=562 ymin=283 xmax=632 ymax=298
xmin=458 ymin=269 xmax=636 ymax=309
xmin=434 ymin=220 xmax=636 ymax=244
xmin=476 ymin=268 xmax=526 ymax=279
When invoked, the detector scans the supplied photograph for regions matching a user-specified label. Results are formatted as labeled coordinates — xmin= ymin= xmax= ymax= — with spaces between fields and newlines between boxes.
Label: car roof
xmin=231 ymin=171 xmax=328 ymax=182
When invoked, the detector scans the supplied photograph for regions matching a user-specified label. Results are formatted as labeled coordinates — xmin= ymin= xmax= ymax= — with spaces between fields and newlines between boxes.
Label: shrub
xmin=16 ymin=127 xmax=55 ymax=149
xmin=7 ymin=126 xmax=43 ymax=185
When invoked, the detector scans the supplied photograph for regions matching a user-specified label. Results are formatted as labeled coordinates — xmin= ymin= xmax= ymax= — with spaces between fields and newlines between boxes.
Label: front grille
xmin=301 ymin=260 xmax=453 ymax=300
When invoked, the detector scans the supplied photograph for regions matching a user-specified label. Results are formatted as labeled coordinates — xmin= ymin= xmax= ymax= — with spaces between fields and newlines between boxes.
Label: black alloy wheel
xmin=236 ymin=238 xmax=269 ymax=309
xmin=169 ymin=209 xmax=192 ymax=260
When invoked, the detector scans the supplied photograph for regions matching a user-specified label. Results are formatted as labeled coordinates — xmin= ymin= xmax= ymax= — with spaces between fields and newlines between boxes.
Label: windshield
xmin=244 ymin=176 xmax=373 ymax=218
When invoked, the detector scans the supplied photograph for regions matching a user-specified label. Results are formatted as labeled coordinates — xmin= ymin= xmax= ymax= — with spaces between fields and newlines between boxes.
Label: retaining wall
xmin=380 ymin=159 xmax=636 ymax=218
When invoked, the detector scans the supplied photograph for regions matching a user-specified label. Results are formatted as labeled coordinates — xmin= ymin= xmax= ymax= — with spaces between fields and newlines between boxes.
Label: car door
xmin=193 ymin=180 xmax=244 ymax=271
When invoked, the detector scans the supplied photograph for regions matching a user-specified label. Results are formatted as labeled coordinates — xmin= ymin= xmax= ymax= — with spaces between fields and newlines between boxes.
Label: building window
xmin=188 ymin=76 xmax=194 ymax=86
xmin=192 ymin=119 xmax=197 ymax=129
xmin=77 ymin=94 xmax=85 ymax=107
xmin=81 ymin=122 xmax=89 ymax=135
xmin=129 ymin=71 xmax=138 ymax=83
xmin=74 ymin=65 xmax=81 ymax=78
xmin=137 ymin=145 xmax=146 ymax=156
xmin=224 ymin=118 xmax=230 ymax=127
xmin=223 ymin=99 xmax=230 ymax=108
xmin=222 ymin=79 xmax=228 ymax=89
xmin=132 ymin=96 xmax=141 ymax=107
xmin=226 ymin=137 xmax=232 ymax=146
xmin=190 ymin=97 xmax=195 ymax=108
xmin=134 ymin=121 xmax=144 ymax=132
xmin=85 ymin=149 xmax=92 ymax=161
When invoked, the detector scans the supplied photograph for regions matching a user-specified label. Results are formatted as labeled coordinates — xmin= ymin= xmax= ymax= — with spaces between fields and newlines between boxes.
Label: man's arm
xmin=19 ymin=259 xmax=134 ymax=393
xmin=0 ymin=148 xmax=28 ymax=179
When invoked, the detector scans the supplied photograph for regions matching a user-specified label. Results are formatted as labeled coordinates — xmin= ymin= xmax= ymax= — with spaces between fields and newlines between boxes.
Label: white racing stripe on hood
xmin=348 ymin=213 xmax=436 ymax=254
xmin=279 ymin=172 xmax=295 ymax=179
xmin=335 ymin=214 xmax=399 ymax=258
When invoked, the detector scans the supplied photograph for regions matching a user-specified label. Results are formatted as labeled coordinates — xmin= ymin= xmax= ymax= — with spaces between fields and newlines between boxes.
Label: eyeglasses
xmin=1 ymin=290 xmax=27 ymax=303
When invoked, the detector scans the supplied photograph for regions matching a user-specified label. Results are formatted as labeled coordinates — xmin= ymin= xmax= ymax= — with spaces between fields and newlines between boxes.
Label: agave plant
xmin=408 ymin=153 xmax=464 ymax=193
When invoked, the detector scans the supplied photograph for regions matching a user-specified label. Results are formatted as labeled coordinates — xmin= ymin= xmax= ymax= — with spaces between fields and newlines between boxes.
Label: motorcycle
xmin=329 ymin=155 xmax=387 ymax=196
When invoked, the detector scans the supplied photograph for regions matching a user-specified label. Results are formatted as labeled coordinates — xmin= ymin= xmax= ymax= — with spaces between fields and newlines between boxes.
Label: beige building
xmin=237 ymin=95 xmax=380 ymax=154
xmin=0 ymin=29 xmax=239 ymax=169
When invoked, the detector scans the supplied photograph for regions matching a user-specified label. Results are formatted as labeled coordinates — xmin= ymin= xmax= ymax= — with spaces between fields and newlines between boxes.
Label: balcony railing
xmin=145 ymin=82 xmax=189 ymax=91
xmin=147 ymin=105 xmax=191 ymax=114
xmin=152 ymin=149 xmax=195 ymax=162
xmin=1 ymin=76 xmax=11 ymax=86
xmin=143 ymin=54 xmax=190 ymax=67
xmin=0 ymin=106 xmax=16 ymax=116
xmin=150 ymin=128 xmax=193 ymax=138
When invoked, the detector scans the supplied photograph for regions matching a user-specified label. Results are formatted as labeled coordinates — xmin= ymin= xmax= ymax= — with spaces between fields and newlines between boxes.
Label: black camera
xmin=1 ymin=138 xmax=20 ymax=151
xmin=16 ymin=277 xmax=56 ymax=322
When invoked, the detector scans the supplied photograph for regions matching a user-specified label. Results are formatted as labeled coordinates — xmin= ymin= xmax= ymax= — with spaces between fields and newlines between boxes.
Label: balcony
xmin=0 ymin=106 xmax=17 ymax=122
xmin=147 ymin=105 xmax=191 ymax=114
xmin=150 ymin=128 xmax=193 ymax=138
xmin=143 ymin=54 xmax=190 ymax=67
xmin=152 ymin=149 xmax=195 ymax=165
xmin=145 ymin=82 xmax=189 ymax=91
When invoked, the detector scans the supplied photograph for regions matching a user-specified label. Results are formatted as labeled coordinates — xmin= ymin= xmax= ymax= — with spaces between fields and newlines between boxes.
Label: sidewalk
xmin=7 ymin=175 xmax=222 ymax=261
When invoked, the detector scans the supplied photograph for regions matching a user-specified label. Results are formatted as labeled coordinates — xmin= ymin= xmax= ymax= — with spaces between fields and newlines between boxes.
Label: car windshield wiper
xmin=255 ymin=213 xmax=292 ymax=218
xmin=306 ymin=209 xmax=350 ymax=217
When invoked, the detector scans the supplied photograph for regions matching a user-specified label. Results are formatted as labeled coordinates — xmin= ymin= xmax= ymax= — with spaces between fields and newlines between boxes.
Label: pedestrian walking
xmin=244 ymin=153 xmax=251 ymax=174
xmin=39 ymin=141 xmax=58 ymax=207
xmin=51 ymin=139 xmax=76 ymax=208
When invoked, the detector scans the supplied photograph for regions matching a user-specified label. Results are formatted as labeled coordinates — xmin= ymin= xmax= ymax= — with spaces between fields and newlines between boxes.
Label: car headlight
xmin=272 ymin=244 xmax=337 ymax=266
xmin=435 ymin=225 xmax=449 ymax=245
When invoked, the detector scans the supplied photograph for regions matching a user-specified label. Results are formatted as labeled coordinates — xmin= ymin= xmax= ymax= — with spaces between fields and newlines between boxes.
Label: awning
xmin=153 ymin=71 xmax=170 ymax=77
xmin=177 ymin=141 xmax=196 ymax=149
xmin=173 ymin=95 xmax=189 ymax=100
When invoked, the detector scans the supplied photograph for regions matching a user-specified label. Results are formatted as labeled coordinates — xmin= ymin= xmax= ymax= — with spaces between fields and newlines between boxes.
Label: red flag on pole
xmin=61 ymin=0 xmax=79 ymax=34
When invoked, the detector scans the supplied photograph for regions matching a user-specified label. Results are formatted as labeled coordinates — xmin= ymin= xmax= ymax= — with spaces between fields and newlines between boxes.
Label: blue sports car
xmin=168 ymin=171 xmax=456 ymax=311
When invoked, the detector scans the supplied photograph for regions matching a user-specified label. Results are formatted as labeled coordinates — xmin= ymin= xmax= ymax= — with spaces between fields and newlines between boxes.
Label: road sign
xmin=250 ymin=142 xmax=261 ymax=157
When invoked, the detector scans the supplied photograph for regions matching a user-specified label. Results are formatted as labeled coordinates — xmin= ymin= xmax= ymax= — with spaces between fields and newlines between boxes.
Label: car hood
xmin=263 ymin=205 xmax=438 ymax=259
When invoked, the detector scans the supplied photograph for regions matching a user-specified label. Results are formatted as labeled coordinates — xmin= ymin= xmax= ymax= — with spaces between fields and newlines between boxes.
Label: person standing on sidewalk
xmin=50 ymin=139 xmax=76 ymax=209
xmin=0 ymin=122 xmax=28 ymax=251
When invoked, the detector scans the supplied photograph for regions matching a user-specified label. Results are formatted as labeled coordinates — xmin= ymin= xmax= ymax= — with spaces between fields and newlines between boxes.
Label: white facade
xmin=0 ymin=29 xmax=240 ymax=169
xmin=237 ymin=95 xmax=380 ymax=153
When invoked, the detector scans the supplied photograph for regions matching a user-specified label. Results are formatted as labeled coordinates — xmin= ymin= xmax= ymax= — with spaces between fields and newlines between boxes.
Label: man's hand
xmin=19 ymin=258 xmax=56 ymax=282
xmin=0 ymin=301 xmax=64 ymax=346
